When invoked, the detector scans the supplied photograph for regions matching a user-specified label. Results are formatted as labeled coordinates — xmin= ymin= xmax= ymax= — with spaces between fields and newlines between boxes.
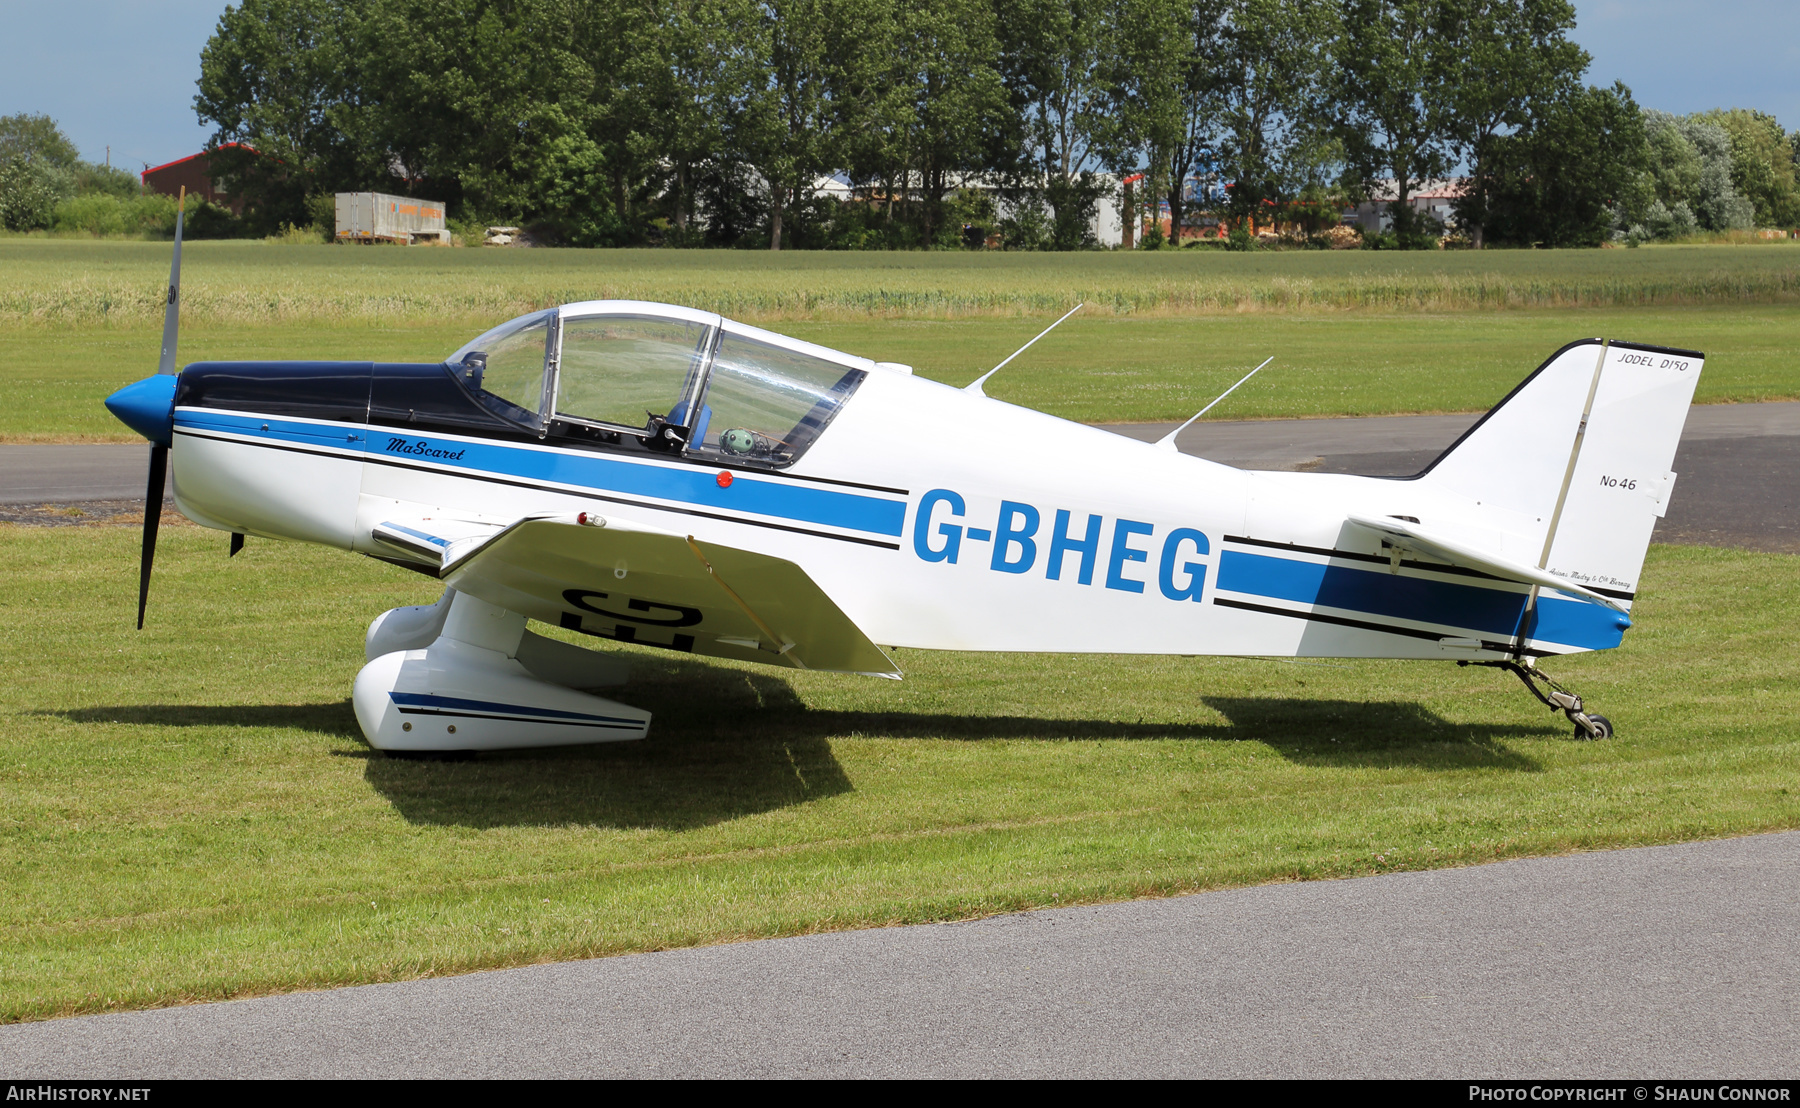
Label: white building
xmin=1343 ymin=178 xmax=1466 ymax=233
xmin=692 ymin=169 xmax=1126 ymax=248
xmin=842 ymin=171 xmax=1124 ymax=248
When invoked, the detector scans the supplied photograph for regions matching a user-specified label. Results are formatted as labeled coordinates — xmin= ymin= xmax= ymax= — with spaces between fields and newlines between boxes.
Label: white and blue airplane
xmin=105 ymin=206 xmax=1702 ymax=755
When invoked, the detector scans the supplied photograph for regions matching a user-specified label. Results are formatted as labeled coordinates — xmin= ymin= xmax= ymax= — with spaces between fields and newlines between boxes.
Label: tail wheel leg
xmin=1459 ymin=658 xmax=1614 ymax=740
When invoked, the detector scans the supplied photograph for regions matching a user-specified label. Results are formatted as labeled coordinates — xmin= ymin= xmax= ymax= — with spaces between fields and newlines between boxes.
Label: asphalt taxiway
xmin=1105 ymin=399 xmax=1800 ymax=554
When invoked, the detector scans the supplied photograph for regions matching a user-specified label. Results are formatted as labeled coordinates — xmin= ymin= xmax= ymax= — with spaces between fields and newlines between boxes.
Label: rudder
xmin=1419 ymin=339 xmax=1703 ymax=606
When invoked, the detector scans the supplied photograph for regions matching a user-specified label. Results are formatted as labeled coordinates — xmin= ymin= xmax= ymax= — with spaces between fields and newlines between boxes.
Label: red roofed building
xmin=141 ymin=143 xmax=254 ymax=214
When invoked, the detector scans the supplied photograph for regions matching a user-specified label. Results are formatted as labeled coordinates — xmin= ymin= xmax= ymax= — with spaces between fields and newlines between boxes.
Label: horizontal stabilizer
xmin=1346 ymin=514 xmax=1625 ymax=613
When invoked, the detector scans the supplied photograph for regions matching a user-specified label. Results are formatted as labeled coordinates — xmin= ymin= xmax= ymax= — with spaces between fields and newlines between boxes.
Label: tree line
xmin=6 ymin=1 xmax=1798 ymax=248
xmin=207 ymin=0 xmax=1634 ymax=247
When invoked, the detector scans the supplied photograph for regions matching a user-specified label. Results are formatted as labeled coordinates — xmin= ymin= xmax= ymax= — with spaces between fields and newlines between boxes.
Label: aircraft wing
xmin=1346 ymin=514 xmax=1626 ymax=613
xmin=381 ymin=512 xmax=900 ymax=675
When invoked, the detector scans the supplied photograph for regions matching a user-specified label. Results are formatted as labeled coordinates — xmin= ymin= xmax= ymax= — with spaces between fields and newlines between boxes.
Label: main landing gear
xmin=1460 ymin=658 xmax=1614 ymax=740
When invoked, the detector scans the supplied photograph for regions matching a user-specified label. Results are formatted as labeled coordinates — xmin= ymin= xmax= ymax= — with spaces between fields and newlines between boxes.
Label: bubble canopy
xmin=446 ymin=300 xmax=872 ymax=468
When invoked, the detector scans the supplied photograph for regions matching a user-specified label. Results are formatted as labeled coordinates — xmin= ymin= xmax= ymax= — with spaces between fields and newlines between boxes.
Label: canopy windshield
xmin=444 ymin=304 xmax=867 ymax=464
xmin=447 ymin=310 xmax=554 ymax=427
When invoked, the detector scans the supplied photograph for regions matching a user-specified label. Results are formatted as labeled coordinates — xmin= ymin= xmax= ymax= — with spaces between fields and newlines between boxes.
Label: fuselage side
xmin=169 ymin=355 xmax=1627 ymax=664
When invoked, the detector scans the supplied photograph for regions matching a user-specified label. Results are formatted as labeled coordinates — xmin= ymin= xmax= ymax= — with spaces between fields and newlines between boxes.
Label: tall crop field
xmin=4 ymin=239 xmax=1799 ymax=326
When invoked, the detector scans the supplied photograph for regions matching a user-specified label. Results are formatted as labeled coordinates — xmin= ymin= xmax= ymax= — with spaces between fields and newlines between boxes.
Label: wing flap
xmin=439 ymin=514 xmax=899 ymax=675
xmin=1346 ymin=513 xmax=1626 ymax=613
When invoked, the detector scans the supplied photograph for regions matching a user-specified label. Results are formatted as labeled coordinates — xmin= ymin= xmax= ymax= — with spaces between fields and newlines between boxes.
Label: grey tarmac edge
xmin=2 ymin=830 xmax=1796 ymax=1079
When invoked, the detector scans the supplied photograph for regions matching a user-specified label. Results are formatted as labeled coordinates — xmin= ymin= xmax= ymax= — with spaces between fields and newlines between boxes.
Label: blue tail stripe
xmin=1532 ymin=594 xmax=1630 ymax=651
xmin=1217 ymin=550 xmax=1628 ymax=651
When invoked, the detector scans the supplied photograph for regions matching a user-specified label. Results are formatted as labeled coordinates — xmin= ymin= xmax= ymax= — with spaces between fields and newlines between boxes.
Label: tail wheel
xmin=1576 ymin=714 xmax=1614 ymax=740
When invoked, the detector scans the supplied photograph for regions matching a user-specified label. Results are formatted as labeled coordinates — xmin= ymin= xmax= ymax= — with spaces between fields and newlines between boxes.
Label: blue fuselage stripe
xmin=388 ymin=691 xmax=642 ymax=725
xmin=1216 ymin=550 xmax=1627 ymax=650
xmin=175 ymin=408 xmax=906 ymax=537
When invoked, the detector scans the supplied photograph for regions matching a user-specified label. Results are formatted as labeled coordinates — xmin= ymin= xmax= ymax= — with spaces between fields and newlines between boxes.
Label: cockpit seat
xmin=666 ymin=399 xmax=711 ymax=446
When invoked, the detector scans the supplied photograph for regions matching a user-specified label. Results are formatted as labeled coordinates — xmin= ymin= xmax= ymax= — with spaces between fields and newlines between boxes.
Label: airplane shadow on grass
xmin=1199 ymin=697 xmax=1550 ymax=771
xmin=53 ymin=662 xmax=1550 ymax=831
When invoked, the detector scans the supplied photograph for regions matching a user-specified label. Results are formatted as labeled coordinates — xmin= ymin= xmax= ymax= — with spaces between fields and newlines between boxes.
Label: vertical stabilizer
xmin=1419 ymin=340 xmax=1703 ymax=603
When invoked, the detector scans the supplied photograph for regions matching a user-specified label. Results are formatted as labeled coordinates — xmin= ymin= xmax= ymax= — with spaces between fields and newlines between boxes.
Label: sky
xmin=1 ymin=0 xmax=1797 ymax=173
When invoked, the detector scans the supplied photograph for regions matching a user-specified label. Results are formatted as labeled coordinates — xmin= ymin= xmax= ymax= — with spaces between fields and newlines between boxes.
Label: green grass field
xmin=4 ymin=239 xmax=1796 ymax=440
xmin=8 ymin=304 xmax=1799 ymax=441
xmin=1 ymin=524 xmax=1795 ymax=1022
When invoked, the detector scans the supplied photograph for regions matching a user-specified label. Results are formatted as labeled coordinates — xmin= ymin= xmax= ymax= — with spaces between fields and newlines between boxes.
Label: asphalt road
xmin=0 ymin=443 xmax=168 ymax=505
xmin=3 ymin=831 xmax=1794 ymax=1078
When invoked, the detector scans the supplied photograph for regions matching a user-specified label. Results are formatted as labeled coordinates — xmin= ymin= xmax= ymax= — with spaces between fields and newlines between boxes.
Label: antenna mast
xmin=1154 ymin=356 xmax=1274 ymax=451
xmin=964 ymin=303 xmax=1085 ymax=397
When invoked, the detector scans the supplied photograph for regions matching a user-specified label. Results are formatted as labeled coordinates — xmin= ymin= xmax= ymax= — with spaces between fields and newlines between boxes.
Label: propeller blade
xmin=137 ymin=444 xmax=168 ymax=630
xmin=229 ymin=532 xmax=244 ymax=557
xmin=156 ymin=187 xmax=185 ymax=376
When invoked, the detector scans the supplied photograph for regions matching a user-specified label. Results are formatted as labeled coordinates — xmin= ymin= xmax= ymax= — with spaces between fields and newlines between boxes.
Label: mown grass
xmin=1 ymin=524 xmax=1794 ymax=1022
xmin=10 ymin=302 xmax=1798 ymax=441
xmin=4 ymin=239 xmax=1799 ymax=325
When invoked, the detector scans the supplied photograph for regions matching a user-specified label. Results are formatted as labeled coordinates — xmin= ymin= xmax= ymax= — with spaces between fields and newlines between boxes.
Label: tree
xmin=352 ymin=0 xmax=598 ymax=235
xmin=195 ymin=0 xmax=376 ymax=231
xmin=0 ymin=114 xmax=81 ymax=171
xmin=875 ymin=0 xmax=1005 ymax=246
xmin=1333 ymin=0 xmax=1466 ymax=246
xmin=638 ymin=0 xmax=741 ymax=241
xmin=1080 ymin=0 xmax=1224 ymax=248
xmin=1672 ymin=115 xmax=1754 ymax=231
xmin=0 ymin=114 xmax=151 ymax=232
xmin=1450 ymin=0 xmax=1590 ymax=247
xmin=1479 ymin=81 xmax=1646 ymax=247
xmin=1643 ymin=111 xmax=1703 ymax=212
xmin=1616 ymin=110 xmax=1762 ymax=241
xmin=1210 ymin=0 xmax=1338 ymax=226
xmin=0 ymin=113 xmax=82 ymax=230
xmin=723 ymin=0 xmax=875 ymax=249
xmin=0 ymin=157 xmax=59 ymax=231
xmin=997 ymin=0 xmax=1112 ymax=247
xmin=1691 ymin=109 xmax=1800 ymax=228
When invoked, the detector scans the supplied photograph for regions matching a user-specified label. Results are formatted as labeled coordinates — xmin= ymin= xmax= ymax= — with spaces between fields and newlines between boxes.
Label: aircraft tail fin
xmin=1417 ymin=339 xmax=1703 ymax=604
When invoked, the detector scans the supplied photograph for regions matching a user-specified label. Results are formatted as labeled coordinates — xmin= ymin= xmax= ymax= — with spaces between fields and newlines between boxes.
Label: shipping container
xmin=335 ymin=192 xmax=449 ymax=244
